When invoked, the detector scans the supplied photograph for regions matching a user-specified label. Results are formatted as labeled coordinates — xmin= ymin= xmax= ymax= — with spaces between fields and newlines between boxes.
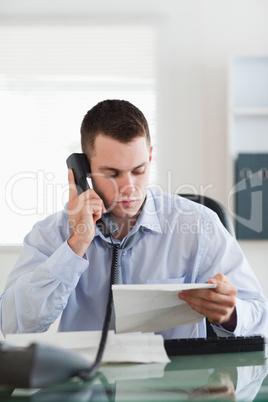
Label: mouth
xmin=116 ymin=199 xmax=138 ymax=208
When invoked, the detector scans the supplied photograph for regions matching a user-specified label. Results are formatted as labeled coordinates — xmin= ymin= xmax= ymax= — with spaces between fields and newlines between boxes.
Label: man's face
xmin=89 ymin=134 xmax=152 ymax=222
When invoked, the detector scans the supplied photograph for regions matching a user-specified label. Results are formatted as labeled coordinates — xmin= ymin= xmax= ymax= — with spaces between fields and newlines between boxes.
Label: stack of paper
xmin=6 ymin=330 xmax=169 ymax=364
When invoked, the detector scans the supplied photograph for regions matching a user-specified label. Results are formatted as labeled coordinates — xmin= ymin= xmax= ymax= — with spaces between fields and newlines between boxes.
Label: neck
xmin=112 ymin=215 xmax=139 ymax=241
xmin=111 ymin=198 xmax=146 ymax=241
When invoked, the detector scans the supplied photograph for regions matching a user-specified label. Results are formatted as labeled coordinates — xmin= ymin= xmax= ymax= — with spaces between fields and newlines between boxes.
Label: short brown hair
xmin=80 ymin=99 xmax=150 ymax=157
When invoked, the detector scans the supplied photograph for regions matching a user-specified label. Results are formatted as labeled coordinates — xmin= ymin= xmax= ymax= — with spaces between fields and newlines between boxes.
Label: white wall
xmin=0 ymin=0 xmax=268 ymax=295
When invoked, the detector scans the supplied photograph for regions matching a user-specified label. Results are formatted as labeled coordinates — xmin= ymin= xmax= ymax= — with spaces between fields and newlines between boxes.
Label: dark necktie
xmin=100 ymin=229 xmax=143 ymax=330
xmin=101 ymin=229 xmax=143 ymax=284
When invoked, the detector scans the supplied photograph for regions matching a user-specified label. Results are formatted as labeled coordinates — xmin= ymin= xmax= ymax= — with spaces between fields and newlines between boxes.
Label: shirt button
xmin=122 ymin=251 xmax=127 ymax=256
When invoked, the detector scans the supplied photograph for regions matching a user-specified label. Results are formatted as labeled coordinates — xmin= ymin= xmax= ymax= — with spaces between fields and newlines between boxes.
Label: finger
xmin=180 ymin=295 xmax=236 ymax=324
xmin=209 ymin=273 xmax=230 ymax=284
xmin=184 ymin=285 xmax=236 ymax=300
xmin=87 ymin=199 xmax=103 ymax=221
xmin=179 ymin=286 xmax=236 ymax=307
xmin=68 ymin=169 xmax=78 ymax=202
xmin=208 ymin=274 xmax=237 ymax=296
xmin=214 ymin=282 xmax=237 ymax=296
xmin=80 ymin=189 xmax=107 ymax=214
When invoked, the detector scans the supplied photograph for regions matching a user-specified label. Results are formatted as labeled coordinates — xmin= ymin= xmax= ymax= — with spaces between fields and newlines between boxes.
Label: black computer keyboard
xmin=164 ymin=336 xmax=265 ymax=356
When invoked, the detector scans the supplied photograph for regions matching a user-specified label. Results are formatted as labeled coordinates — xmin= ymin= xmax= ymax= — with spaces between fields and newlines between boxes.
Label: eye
xmin=105 ymin=172 xmax=118 ymax=178
xmin=132 ymin=167 xmax=146 ymax=175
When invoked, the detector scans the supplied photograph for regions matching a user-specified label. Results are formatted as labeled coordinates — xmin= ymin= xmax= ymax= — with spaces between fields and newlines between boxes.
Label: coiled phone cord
xmin=78 ymin=243 xmax=119 ymax=381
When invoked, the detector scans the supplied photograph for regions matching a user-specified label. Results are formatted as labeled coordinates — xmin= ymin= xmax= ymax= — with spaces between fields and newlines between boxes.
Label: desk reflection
xmin=1 ymin=351 xmax=267 ymax=401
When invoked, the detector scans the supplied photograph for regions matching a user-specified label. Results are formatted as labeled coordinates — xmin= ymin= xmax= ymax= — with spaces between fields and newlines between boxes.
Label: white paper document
xmin=112 ymin=283 xmax=217 ymax=333
xmin=6 ymin=330 xmax=169 ymax=364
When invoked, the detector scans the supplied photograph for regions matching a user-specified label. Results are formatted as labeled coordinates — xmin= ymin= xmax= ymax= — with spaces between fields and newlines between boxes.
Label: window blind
xmin=0 ymin=24 xmax=156 ymax=244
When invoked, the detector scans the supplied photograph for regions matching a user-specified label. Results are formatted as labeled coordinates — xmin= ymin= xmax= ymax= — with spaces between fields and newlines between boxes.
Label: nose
xmin=119 ymin=173 xmax=135 ymax=196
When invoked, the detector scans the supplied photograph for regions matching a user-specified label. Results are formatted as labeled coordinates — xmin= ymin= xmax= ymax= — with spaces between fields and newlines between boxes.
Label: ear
xmin=149 ymin=146 xmax=153 ymax=163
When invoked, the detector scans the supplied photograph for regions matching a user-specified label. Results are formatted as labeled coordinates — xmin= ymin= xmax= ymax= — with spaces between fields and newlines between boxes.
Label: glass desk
xmin=1 ymin=348 xmax=268 ymax=401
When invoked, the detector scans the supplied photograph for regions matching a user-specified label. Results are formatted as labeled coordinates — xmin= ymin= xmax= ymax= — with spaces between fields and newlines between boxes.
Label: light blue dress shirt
xmin=1 ymin=188 xmax=267 ymax=338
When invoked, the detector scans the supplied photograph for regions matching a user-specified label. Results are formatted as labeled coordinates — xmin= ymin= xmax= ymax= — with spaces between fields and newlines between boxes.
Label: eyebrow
xmin=98 ymin=162 xmax=149 ymax=173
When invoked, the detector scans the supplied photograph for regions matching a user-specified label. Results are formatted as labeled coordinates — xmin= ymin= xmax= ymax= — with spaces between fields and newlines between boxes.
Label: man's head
xmin=80 ymin=100 xmax=152 ymax=230
xmin=80 ymin=99 xmax=151 ymax=157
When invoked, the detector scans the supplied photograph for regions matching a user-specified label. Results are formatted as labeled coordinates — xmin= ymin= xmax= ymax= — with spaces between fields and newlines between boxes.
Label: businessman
xmin=1 ymin=99 xmax=267 ymax=339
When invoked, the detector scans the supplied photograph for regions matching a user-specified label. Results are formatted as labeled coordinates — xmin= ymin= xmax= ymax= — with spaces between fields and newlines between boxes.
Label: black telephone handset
xmin=66 ymin=153 xmax=118 ymax=237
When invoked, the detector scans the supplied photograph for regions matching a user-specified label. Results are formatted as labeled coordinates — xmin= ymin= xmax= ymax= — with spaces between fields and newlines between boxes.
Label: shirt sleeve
xmin=0 ymin=216 xmax=88 ymax=335
xmin=198 ymin=211 xmax=268 ymax=338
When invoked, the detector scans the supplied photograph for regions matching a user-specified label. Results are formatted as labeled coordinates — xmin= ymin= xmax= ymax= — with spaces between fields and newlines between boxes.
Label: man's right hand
xmin=67 ymin=169 xmax=106 ymax=256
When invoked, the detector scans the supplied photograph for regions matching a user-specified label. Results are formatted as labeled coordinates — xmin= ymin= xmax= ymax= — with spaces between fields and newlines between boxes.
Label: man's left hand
xmin=178 ymin=273 xmax=237 ymax=329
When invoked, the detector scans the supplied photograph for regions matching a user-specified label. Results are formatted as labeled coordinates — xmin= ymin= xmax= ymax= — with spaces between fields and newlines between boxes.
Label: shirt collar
xmin=135 ymin=188 xmax=162 ymax=234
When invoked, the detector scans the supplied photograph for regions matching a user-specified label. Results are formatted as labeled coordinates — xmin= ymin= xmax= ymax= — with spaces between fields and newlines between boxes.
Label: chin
xmin=113 ymin=207 xmax=140 ymax=220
